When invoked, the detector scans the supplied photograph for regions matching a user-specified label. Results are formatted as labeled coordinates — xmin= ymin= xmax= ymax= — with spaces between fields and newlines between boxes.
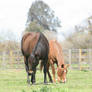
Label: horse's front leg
xmin=43 ymin=61 xmax=48 ymax=84
xmin=27 ymin=72 xmax=30 ymax=84
xmin=25 ymin=65 xmax=30 ymax=84
xmin=24 ymin=57 xmax=30 ymax=84
xmin=31 ymin=68 xmax=36 ymax=84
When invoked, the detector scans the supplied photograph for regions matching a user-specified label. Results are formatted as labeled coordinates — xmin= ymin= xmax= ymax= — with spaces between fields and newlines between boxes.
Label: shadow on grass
xmin=29 ymin=82 xmax=54 ymax=86
xmin=32 ymin=86 xmax=52 ymax=92
xmin=22 ymin=89 xmax=26 ymax=92
xmin=81 ymin=70 xmax=89 ymax=72
xmin=32 ymin=86 xmax=67 ymax=92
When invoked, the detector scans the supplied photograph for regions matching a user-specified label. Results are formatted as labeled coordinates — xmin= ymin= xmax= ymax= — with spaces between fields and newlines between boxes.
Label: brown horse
xmin=21 ymin=32 xmax=52 ymax=84
xmin=47 ymin=40 xmax=69 ymax=83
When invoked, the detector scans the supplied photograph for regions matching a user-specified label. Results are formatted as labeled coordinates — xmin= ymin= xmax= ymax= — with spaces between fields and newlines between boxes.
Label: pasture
xmin=0 ymin=69 xmax=92 ymax=92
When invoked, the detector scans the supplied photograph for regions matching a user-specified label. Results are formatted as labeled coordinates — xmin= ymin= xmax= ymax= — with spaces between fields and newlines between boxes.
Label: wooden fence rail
xmin=0 ymin=49 xmax=92 ymax=70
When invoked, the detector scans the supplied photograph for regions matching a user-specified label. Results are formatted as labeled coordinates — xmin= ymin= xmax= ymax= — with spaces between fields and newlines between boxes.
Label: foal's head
xmin=57 ymin=64 xmax=69 ymax=83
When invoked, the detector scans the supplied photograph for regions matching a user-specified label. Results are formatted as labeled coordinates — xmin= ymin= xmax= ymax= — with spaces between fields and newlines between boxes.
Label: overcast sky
xmin=0 ymin=0 xmax=92 ymax=41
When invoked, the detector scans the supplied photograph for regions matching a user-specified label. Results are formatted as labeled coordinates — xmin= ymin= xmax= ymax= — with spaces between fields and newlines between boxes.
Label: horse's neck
xmin=54 ymin=43 xmax=64 ymax=66
xmin=56 ymin=55 xmax=64 ymax=66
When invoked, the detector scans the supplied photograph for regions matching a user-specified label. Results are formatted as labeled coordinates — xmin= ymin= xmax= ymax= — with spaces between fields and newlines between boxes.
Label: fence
xmin=0 ymin=50 xmax=24 ymax=69
xmin=0 ymin=49 xmax=92 ymax=70
xmin=63 ymin=49 xmax=92 ymax=70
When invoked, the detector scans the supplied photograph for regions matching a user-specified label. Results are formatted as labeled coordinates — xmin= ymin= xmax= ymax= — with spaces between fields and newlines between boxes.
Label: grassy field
xmin=0 ymin=69 xmax=92 ymax=92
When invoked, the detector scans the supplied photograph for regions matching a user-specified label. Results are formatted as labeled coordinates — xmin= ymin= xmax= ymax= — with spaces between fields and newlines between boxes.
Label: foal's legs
xmin=50 ymin=60 xmax=56 ymax=83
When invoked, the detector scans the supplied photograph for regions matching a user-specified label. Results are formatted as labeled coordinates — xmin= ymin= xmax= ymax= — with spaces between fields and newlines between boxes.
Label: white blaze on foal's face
xmin=57 ymin=64 xmax=69 ymax=83
xmin=61 ymin=69 xmax=67 ymax=83
xmin=61 ymin=64 xmax=70 ymax=83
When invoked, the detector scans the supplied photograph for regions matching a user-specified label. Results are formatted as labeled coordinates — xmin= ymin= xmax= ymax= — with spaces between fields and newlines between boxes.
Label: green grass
xmin=0 ymin=69 xmax=92 ymax=92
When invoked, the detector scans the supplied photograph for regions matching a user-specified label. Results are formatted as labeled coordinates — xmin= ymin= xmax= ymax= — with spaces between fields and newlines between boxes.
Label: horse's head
xmin=28 ymin=52 xmax=39 ymax=74
xmin=57 ymin=64 xmax=69 ymax=83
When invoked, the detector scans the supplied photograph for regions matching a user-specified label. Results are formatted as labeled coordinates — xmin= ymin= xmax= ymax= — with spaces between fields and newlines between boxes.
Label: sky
xmin=0 ymin=0 xmax=92 ymax=41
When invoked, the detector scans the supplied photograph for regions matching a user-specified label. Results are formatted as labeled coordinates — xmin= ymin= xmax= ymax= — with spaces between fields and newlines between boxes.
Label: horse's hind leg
xmin=50 ymin=62 xmax=56 ymax=83
xmin=47 ymin=63 xmax=53 ymax=83
xmin=43 ymin=59 xmax=48 ymax=84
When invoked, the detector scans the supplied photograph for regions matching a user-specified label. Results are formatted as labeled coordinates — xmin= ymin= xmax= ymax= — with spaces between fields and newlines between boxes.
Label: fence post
xmin=10 ymin=51 xmax=12 ymax=61
xmin=89 ymin=49 xmax=92 ymax=70
xmin=79 ymin=49 xmax=82 ymax=70
xmin=1 ymin=52 xmax=6 ymax=69
xmin=69 ymin=49 xmax=72 ymax=70
xmin=10 ymin=51 xmax=14 ymax=68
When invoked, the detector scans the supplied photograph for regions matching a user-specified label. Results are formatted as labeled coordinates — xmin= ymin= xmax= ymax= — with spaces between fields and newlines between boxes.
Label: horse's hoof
xmin=32 ymin=83 xmax=36 ymax=85
xmin=44 ymin=82 xmax=48 ymax=85
xmin=27 ymin=80 xmax=30 ymax=84
xmin=27 ymin=83 xmax=31 ymax=86
xmin=50 ymin=80 xmax=53 ymax=83
xmin=27 ymin=82 xmax=30 ymax=86
xmin=32 ymin=82 xmax=36 ymax=85
xmin=49 ymin=81 xmax=53 ymax=83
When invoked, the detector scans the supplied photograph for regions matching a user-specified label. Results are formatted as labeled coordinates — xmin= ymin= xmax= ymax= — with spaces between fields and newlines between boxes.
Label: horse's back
xmin=49 ymin=40 xmax=64 ymax=64
xmin=34 ymin=32 xmax=49 ymax=60
xmin=21 ymin=32 xmax=40 ymax=57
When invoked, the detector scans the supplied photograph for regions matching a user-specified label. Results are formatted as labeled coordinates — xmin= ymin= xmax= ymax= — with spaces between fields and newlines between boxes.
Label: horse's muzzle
xmin=28 ymin=70 xmax=33 ymax=74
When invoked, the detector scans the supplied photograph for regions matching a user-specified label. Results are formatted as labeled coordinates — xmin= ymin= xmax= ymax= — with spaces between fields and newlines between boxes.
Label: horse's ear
xmin=66 ymin=64 xmax=70 ymax=68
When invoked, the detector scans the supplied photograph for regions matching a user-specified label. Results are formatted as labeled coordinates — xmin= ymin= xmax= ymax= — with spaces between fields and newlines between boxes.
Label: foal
xmin=47 ymin=40 xmax=69 ymax=83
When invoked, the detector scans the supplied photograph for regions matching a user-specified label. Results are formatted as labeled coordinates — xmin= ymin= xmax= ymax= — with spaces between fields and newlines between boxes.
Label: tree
xmin=26 ymin=0 xmax=61 ymax=32
xmin=66 ymin=32 xmax=92 ymax=49
xmin=75 ymin=16 xmax=92 ymax=34
xmin=0 ymin=29 xmax=17 ymax=41
xmin=63 ymin=15 xmax=92 ymax=49
xmin=87 ymin=16 xmax=92 ymax=34
xmin=25 ymin=20 xmax=44 ymax=32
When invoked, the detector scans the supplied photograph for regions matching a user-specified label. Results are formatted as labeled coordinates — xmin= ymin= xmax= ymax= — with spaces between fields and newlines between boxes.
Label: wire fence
xmin=0 ymin=49 xmax=92 ymax=70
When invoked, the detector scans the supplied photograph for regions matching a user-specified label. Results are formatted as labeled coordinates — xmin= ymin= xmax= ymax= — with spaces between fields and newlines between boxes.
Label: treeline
xmin=0 ymin=41 xmax=20 ymax=52
xmin=0 ymin=0 xmax=92 ymax=50
xmin=62 ymin=16 xmax=92 ymax=49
